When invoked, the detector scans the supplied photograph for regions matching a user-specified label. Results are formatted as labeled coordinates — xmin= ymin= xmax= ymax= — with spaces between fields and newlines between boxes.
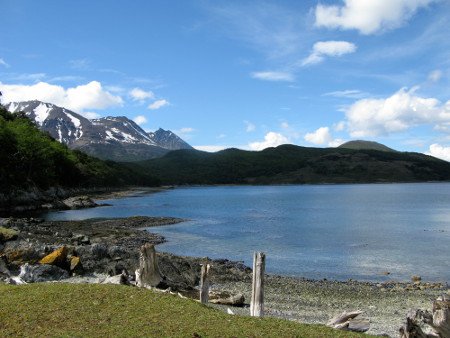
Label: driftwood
xmin=199 ymin=263 xmax=210 ymax=304
xmin=327 ymin=310 xmax=370 ymax=332
xmin=400 ymin=295 xmax=450 ymax=338
xmin=135 ymin=243 xmax=162 ymax=288
xmin=250 ymin=252 xmax=265 ymax=317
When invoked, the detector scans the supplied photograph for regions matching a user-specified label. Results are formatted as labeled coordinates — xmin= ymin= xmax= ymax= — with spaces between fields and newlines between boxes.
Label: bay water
xmin=43 ymin=183 xmax=450 ymax=282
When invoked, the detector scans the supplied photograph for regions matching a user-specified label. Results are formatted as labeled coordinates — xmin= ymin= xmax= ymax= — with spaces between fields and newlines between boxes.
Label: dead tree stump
xmin=250 ymin=251 xmax=265 ymax=317
xmin=199 ymin=263 xmax=210 ymax=304
xmin=400 ymin=295 xmax=450 ymax=338
xmin=135 ymin=243 xmax=162 ymax=288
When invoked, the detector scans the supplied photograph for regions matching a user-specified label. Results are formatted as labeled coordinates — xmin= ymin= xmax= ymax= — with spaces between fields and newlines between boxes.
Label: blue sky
xmin=2 ymin=1 xmax=450 ymax=160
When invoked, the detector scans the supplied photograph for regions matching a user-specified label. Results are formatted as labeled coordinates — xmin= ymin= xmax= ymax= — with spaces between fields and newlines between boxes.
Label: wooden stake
xmin=199 ymin=263 xmax=210 ymax=304
xmin=135 ymin=243 xmax=162 ymax=288
xmin=250 ymin=251 xmax=265 ymax=317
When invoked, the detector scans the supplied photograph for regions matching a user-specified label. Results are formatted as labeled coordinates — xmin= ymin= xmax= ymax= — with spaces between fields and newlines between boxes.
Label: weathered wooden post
xmin=135 ymin=243 xmax=162 ymax=288
xmin=250 ymin=251 xmax=265 ymax=317
xmin=399 ymin=295 xmax=450 ymax=338
xmin=199 ymin=263 xmax=211 ymax=304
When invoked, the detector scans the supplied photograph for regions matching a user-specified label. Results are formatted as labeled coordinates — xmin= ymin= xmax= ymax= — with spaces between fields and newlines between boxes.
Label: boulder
xmin=209 ymin=291 xmax=245 ymax=306
xmin=0 ymin=227 xmax=19 ymax=243
xmin=39 ymin=246 xmax=68 ymax=267
xmin=18 ymin=263 xmax=69 ymax=283
xmin=69 ymin=256 xmax=83 ymax=274
xmin=0 ymin=256 xmax=11 ymax=279
xmin=63 ymin=196 xmax=98 ymax=209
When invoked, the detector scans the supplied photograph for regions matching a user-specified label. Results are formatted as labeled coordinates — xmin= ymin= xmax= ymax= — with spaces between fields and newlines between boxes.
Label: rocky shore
xmin=1 ymin=215 xmax=448 ymax=337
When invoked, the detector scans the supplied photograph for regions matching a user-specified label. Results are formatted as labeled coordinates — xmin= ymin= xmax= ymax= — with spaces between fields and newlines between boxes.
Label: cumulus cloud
xmin=427 ymin=144 xmax=450 ymax=162
xmin=0 ymin=58 xmax=10 ymax=68
xmin=315 ymin=0 xmax=436 ymax=35
xmin=133 ymin=115 xmax=147 ymax=125
xmin=148 ymin=99 xmax=170 ymax=110
xmin=249 ymin=132 xmax=289 ymax=150
xmin=304 ymin=126 xmax=345 ymax=147
xmin=244 ymin=120 xmax=256 ymax=132
xmin=251 ymin=71 xmax=294 ymax=82
xmin=129 ymin=88 xmax=154 ymax=101
xmin=344 ymin=87 xmax=450 ymax=137
xmin=302 ymin=41 xmax=356 ymax=66
xmin=0 ymin=81 xmax=123 ymax=115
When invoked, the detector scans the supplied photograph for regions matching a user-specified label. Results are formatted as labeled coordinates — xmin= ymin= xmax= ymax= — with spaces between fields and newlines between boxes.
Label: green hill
xmin=0 ymin=283 xmax=369 ymax=338
xmin=338 ymin=140 xmax=395 ymax=152
xmin=135 ymin=144 xmax=450 ymax=185
xmin=0 ymin=105 xmax=159 ymax=197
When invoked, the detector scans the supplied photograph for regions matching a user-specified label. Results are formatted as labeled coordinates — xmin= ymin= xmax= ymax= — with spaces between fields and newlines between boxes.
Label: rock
xmin=63 ymin=196 xmax=98 ymax=209
xmin=69 ymin=256 xmax=82 ymax=273
xmin=209 ymin=291 xmax=245 ymax=306
xmin=0 ymin=226 xmax=19 ymax=243
xmin=39 ymin=246 xmax=68 ymax=268
xmin=102 ymin=270 xmax=131 ymax=285
xmin=411 ymin=275 xmax=422 ymax=283
xmin=18 ymin=263 xmax=69 ymax=283
xmin=72 ymin=234 xmax=90 ymax=245
xmin=91 ymin=243 xmax=108 ymax=259
xmin=0 ymin=256 xmax=11 ymax=279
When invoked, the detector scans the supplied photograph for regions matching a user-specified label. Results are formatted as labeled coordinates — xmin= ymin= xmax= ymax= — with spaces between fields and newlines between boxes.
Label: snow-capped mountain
xmin=148 ymin=128 xmax=192 ymax=150
xmin=5 ymin=100 xmax=192 ymax=161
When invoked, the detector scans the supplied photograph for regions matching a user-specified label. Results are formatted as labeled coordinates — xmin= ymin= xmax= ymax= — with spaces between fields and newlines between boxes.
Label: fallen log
xmin=327 ymin=310 xmax=370 ymax=333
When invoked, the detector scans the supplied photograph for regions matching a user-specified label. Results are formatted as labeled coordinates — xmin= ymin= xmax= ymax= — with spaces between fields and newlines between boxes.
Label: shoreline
xmin=1 ymin=216 xmax=448 ymax=337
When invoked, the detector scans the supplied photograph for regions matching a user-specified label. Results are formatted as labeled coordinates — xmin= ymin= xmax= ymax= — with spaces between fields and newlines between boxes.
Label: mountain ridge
xmin=5 ymin=100 xmax=192 ymax=161
xmin=134 ymin=144 xmax=450 ymax=185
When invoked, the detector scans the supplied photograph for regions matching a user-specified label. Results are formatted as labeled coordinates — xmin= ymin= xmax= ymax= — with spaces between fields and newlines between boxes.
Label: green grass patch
xmin=0 ymin=283 xmax=373 ymax=337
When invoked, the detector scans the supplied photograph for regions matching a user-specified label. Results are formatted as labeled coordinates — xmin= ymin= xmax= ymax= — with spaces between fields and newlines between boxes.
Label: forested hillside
xmin=0 ymin=105 xmax=159 ymax=196
xmin=137 ymin=145 xmax=450 ymax=185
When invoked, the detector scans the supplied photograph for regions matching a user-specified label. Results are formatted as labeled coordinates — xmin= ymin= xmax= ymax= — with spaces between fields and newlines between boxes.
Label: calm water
xmin=43 ymin=183 xmax=450 ymax=282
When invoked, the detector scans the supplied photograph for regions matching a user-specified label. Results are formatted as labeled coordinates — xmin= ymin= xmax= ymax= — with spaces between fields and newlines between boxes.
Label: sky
xmin=2 ymin=1 xmax=450 ymax=160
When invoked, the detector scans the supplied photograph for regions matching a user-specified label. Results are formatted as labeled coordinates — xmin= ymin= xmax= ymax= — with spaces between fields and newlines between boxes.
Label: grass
xmin=0 ymin=283 xmax=374 ymax=338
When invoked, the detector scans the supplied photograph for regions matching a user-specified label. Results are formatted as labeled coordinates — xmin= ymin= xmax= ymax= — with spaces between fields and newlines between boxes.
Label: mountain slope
xmin=0 ymin=105 xmax=159 ymax=197
xmin=136 ymin=144 xmax=450 ymax=185
xmin=338 ymin=140 xmax=395 ymax=152
xmin=5 ymin=101 xmax=192 ymax=161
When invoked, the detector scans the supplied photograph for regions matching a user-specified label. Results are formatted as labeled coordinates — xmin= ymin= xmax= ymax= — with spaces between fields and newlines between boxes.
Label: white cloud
xmin=334 ymin=121 xmax=346 ymax=132
xmin=0 ymin=81 xmax=123 ymax=115
xmin=9 ymin=73 xmax=46 ymax=82
xmin=244 ymin=120 xmax=256 ymax=132
xmin=82 ymin=111 xmax=101 ymax=119
xmin=130 ymin=88 xmax=154 ymax=101
xmin=179 ymin=127 xmax=194 ymax=133
xmin=194 ymin=145 xmax=227 ymax=152
xmin=175 ymin=127 xmax=195 ymax=140
xmin=148 ymin=99 xmax=170 ymax=110
xmin=302 ymin=41 xmax=356 ymax=66
xmin=315 ymin=0 xmax=436 ymax=35
xmin=133 ymin=115 xmax=147 ymax=125
xmin=251 ymin=71 xmax=294 ymax=82
xmin=304 ymin=127 xmax=333 ymax=145
xmin=427 ymin=144 xmax=450 ymax=162
xmin=249 ymin=132 xmax=289 ymax=150
xmin=324 ymin=89 xmax=368 ymax=99
xmin=428 ymin=70 xmax=442 ymax=83
xmin=304 ymin=126 xmax=345 ymax=147
xmin=280 ymin=122 xmax=289 ymax=129
xmin=344 ymin=87 xmax=450 ymax=137
xmin=0 ymin=58 xmax=10 ymax=68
